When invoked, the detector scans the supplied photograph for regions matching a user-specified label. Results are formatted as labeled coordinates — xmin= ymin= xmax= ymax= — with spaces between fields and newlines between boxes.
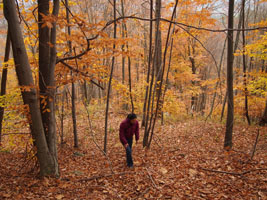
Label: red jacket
xmin=119 ymin=118 xmax=139 ymax=145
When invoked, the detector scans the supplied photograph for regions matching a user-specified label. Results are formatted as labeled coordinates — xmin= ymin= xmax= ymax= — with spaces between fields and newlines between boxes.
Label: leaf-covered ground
xmin=0 ymin=114 xmax=266 ymax=199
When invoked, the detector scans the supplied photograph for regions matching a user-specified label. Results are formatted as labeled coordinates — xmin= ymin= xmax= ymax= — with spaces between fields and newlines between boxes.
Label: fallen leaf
xmin=160 ymin=167 xmax=168 ymax=174
xmin=189 ymin=169 xmax=197 ymax=177
xmin=56 ymin=194 xmax=64 ymax=200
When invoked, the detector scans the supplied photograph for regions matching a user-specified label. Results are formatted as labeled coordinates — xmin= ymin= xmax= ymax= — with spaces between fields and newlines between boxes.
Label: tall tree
xmin=142 ymin=0 xmax=153 ymax=128
xmin=0 ymin=31 xmax=11 ymax=145
xmin=64 ymin=0 xmax=78 ymax=148
xmin=241 ymin=0 xmax=251 ymax=125
xmin=38 ymin=0 xmax=60 ymax=174
xmin=104 ymin=0 xmax=117 ymax=153
xmin=4 ymin=0 xmax=59 ymax=176
xmin=224 ymin=0 xmax=235 ymax=150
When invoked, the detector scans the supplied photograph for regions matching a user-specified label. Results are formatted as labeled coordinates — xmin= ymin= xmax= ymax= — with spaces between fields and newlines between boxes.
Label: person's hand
xmin=124 ymin=143 xmax=129 ymax=149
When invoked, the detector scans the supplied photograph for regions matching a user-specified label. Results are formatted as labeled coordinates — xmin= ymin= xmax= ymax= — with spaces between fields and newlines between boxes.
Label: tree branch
xmin=200 ymin=167 xmax=267 ymax=176
xmin=56 ymin=15 xmax=267 ymax=64
xmin=59 ymin=60 xmax=104 ymax=90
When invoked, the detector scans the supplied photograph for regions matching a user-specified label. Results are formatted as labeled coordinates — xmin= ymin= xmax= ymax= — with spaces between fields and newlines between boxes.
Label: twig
xmin=2 ymin=132 xmax=30 ymax=136
xmin=18 ymin=153 xmax=37 ymax=173
xmin=78 ymin=171 xmax=133 ymax=182
xmin=200 ymin=167 xmax=267 ymax=176
xmin=145 ymin=167 xmax=159 ymax=189
xmin=250 ymin=129 xmax=260 ymax=161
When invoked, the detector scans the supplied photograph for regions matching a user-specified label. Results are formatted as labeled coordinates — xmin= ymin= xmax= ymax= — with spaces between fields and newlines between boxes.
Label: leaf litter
xmin=0 ymin=113 xmax=266 ymax=199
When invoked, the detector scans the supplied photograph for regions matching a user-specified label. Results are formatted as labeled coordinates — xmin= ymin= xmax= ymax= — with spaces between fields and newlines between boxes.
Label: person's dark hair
xmin=127 ymin=113 xmax=137 ymax=120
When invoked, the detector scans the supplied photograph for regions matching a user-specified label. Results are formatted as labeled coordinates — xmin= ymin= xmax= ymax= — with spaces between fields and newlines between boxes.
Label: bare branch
xmin=200 ymin=167 xmax=267 ymax=176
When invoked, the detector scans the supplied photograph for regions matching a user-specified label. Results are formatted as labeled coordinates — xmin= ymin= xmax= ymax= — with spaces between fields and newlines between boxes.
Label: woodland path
xmin=0 ymin=116 xmax=266 ymax=199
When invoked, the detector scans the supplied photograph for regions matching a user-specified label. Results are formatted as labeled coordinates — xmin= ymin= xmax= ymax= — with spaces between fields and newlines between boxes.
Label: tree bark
xmin=64 ymin=0 xmax=78 ymax=148
xmin=143 ymin=0 xmax=158 ymax=147
xmin=241 ymin=0 xmax=251 ymax=125
xmin=142 ymin=0 xmax=153 ymax=128
xmin=120 ymin=0 xmax=134 ymax=113
xmin=148 ymin=0 xmax=178 ymax=147
xmin=60 ymin=87 xmax=66 ymax=144
xmin=224 ymin=0 xmax=235 ymax=150
xmin=104 ymin=0 xmax=117 ymax=153
xmin=0 ymin=31 xmax=11 ymax=145
xmin=4 ymin=0 xmax=59 ymax=176
xmin=259 ymin=98 xmax=267 ymax=126
xmin=188 ymin=42 xmax=197 ymax=113
xmin=121 ymin=0 xmax=125 ymax=85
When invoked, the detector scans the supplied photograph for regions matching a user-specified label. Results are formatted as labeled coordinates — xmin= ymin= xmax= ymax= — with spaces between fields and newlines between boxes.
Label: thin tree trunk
xmin=259 ymin=98 xmax=267 ymax=126
xmin=221 ymin=90 xmax=228 ymax=121
xmin=71 ymin=76 xmax=78 ymax=147
xmin=120 ymin=0 xmax=134 ymax=113
xmin=60 ymin=87 xmax=66 ymax=144
xmin=143 ymin=0 xmax=158 ymax=147
xmin=224 ymin=0 xmax=235 ymax=150
xmin=121 ymin=0 xmax=125 ymax=84
xmin=84 ymin=82 xmax=88 ymax=102
xmin=259 ymin=97 xmax=267 ymax=126
xmin=104 ymin=0 xmax=117 ymax=153
xmin=148 ymin=0 xmax=178 ymax=147
xmin=206 ymin=38 xmax=227 ymax=120
xmin=142 ymin=0 xmax=153 ymax=128
xmin=241 ymin=0 xmax=251 ymax=125
xmin=0 ymin=31 xmax=11 ymax=145
xmin=155 ymin=0 xmax=162 ymax=99
xmin=127 ymin=57 xmax=134 ymax=113
xmin=136 ymin=61 xmax=139 ymax=81
xmin=65 ymin=0 xmax=78 ymax=148
xmin=161 ymin=36 xmax=174 ymax=125
xmin=189 ymin=42 xmax=197 ymax=113
xmin=4 ymin=0 xmax=59 ymax=176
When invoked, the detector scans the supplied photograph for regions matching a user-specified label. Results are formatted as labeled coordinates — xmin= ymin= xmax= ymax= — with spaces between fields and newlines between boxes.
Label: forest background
xmin=0 ymin=0 xmax=266 ymax=199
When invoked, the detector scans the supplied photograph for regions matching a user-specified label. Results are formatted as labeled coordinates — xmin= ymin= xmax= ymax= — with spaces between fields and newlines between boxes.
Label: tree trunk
xmin=206 ymin=38 xmax=227 ymax=120
xmin=0 ymin=31 xmax=11 ymax=145
xmin=155 ymin=0 xmax=162 ymax=99
xmin=120 ymin=0 xmax=134 ymax=113
xmin=221 ymin=90 xmax=227 ymax=121
xmin=189 ymin=43 xmax=197 ymax=113
xmin=142 ymin=0 xmax=153 ymax=128
xmin=64 ymin=0 xmax=78 ymax=148
xmin=104 ymin=0 xmax=117 ymax=153
xmin=143 ymin=0 xmax=158 ymax=147
xmin=121 ymin=0 xmax=125 ymax=84
xmin=38 ymin=0 xmax=59 ymax=174
xmin=60 ymin=87 xmax=66 ymax=144
xmin=224 ymin=0 xmax=235 ymax=150
xmin=161 ymin=36 xmax=174 ymax=125
xmin=148 ymin=0 xmax=178 ymax=147
xmin=4 ymin=0 xmax=59 ymax=176
xmin=241 ymin=0 xmax=251 ymax=125
xmin=259 ymin=98 xmax=267 ymax=126
xmin=71 ymin=79 xmax=78 ymax=147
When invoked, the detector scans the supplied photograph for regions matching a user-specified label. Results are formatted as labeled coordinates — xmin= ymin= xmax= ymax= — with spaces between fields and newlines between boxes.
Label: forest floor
xmin=0 ymin=112 xmax=267 ymax=200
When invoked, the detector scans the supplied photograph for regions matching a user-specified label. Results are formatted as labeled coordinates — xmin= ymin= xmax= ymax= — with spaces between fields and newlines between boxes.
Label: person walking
xmin=119 ymin=113 xmax=139 ymax=168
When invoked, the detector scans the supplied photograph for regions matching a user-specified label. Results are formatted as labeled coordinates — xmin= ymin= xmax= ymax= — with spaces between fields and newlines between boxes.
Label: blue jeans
xmin=126 ymin=138 xmax=133 ymax=167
